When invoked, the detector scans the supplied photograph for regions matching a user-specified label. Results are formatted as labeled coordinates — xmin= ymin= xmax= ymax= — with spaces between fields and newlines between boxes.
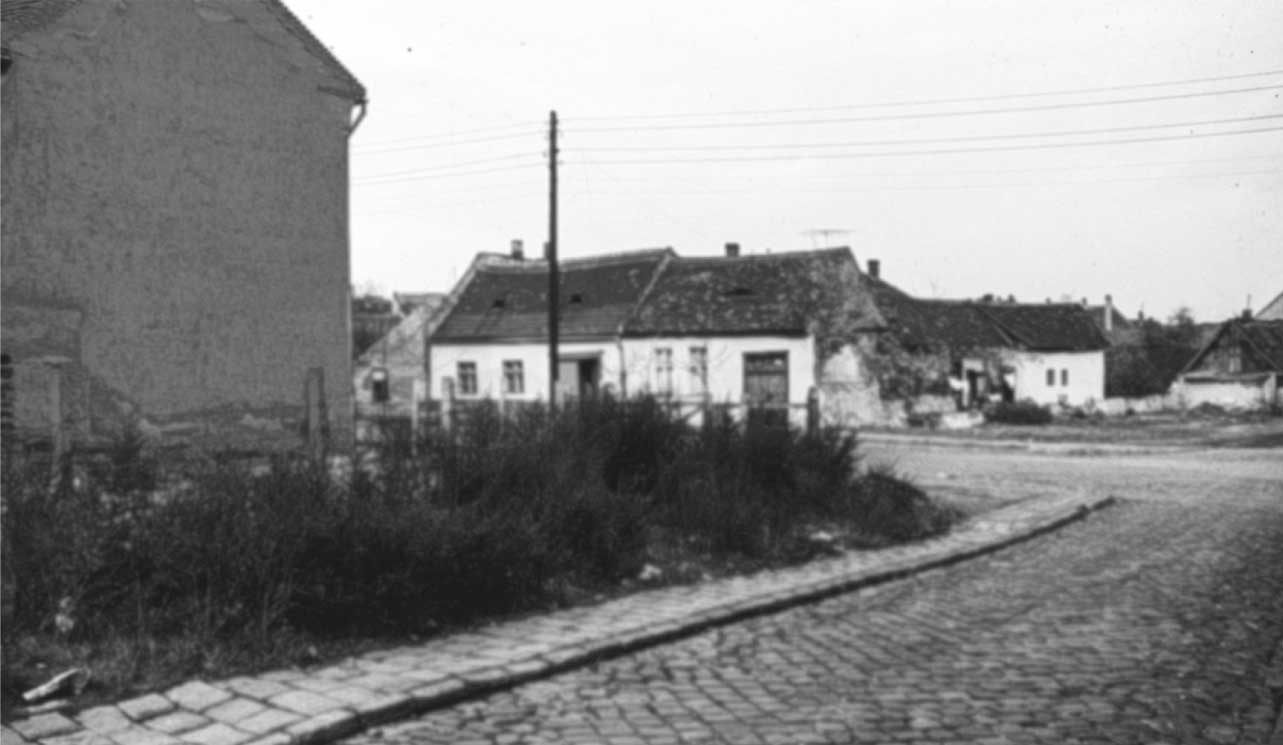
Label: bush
xmin=985 ymin=399 xmax=1053 ymax=425
xmin=2 ymin=395 xmax=957 ymax=703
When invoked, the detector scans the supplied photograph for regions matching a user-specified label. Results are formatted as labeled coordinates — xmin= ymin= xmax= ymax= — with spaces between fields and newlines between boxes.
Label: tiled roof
xmin=431 ymin=249 xmax=674 ymax=343
xmin=859 ymin=276 xmax=1007 ymax=349
xmin=980 ymin=304 xmax=1111 ymax=351
xmin=1184 ymin=318 xmax=1283 ymax=374
xmin=0 ymin=0 xmax=364 ymax=101
xmin=863 ymin=275 xmax=1108 ymax=352
xmin=1256 ymin=289 xmax=1283 ymax=321
xmin=624 ymin=248 xmax=881 ymax=337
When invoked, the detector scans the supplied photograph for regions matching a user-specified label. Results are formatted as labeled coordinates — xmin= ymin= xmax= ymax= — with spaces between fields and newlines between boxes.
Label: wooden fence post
xmin=806 ymin=386 xmax=820 ymax=436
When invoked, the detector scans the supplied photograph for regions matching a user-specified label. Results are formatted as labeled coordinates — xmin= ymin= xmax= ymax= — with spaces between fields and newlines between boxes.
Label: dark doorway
xmin=744 ymin=352 xmax=788 ymax=427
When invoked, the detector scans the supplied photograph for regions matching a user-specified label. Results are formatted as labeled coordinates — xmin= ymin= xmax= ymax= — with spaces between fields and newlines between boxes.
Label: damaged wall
xmin=1 ymin=0 xmax=358 ymax=450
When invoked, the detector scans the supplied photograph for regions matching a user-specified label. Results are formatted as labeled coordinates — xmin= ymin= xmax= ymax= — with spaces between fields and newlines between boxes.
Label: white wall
xmin=430 ymin=341 xmax=622 ymax=401
xmin=620 ymin=336 xmax=815 ymax=416
xmin=432 ymin=336 xmax=817 ymax=425
xmin=1007 ymin=350 xmax=1105 ymax=408
xmin=1172 ymin=376 xmax=1278 ymax=411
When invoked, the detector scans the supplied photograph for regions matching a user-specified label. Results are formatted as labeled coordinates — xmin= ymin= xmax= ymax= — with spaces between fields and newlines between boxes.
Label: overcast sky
xmin=300 ymin=0 xmax=1283 ymax=322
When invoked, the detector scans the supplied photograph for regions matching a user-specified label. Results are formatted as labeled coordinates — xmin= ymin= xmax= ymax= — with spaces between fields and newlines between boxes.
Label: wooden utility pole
xmin=547 ymin=110 xmax=560 ymax=409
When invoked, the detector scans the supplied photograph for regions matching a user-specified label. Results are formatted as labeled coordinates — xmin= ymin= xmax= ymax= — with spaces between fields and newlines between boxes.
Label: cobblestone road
xmin=350 ymin=448 xmax=1283 ymax=744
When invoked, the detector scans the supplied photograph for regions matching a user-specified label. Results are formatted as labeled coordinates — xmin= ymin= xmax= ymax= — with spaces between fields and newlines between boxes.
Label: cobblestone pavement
xmin=351 ymin=447 xmax=1283 ymax=745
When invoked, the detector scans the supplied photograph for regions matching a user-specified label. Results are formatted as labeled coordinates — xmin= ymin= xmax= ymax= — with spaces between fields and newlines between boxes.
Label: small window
xmin=569 ymin=293 xmax=584 ymax=304
xmin=503 ymin=360 xmax=524 ymax=394
xmin=1060 ymin=369 xmax=1069 ymax=386
xmin=457 ymin=361 xmax=477 ymax=395
xmin=370 ymin=368 xmax=389 ymax=403
xmin=654 ymin=348 xmax=673 ymax=394
xmin=1046 ymin=368 xmax=1055 ymax=386
xmin=689 ymin=346 xmax=708 ymax=393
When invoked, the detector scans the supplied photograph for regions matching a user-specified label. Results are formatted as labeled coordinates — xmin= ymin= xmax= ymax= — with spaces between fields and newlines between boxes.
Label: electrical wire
xmin=567 ymin=124 xmax=1283 ymax=165
xmin=354 ymin=120 xmax=543 ymax=149
xmin=355 ymin=153 xmax=542 ymax=183
xmin=569 ymin=68 xmax=1283 ymax=122
xmin=356 ymin=129 xmax=542 ymax=154
xmin=353 ymin=161 xmax=543 ymax=186
xmin=570 ymin=113 xmax=1283 ymax=153
xmin=567 ymin=84 xmax=1283 ymax=133
xmin=562 ymin=168 xmax=1281 ymax=197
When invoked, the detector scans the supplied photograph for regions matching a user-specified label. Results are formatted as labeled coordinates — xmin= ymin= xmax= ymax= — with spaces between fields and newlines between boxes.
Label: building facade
xmin=1 ymin=0 xmax=364 ymax=452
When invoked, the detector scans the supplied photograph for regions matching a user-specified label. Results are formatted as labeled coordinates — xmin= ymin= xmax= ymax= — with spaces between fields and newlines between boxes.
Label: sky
xmin=299 ymin=0 xmax=1283 ymax=323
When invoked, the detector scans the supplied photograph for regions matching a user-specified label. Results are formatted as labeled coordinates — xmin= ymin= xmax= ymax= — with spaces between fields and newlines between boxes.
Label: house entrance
xmin=744 ymin=351 xmax=788 ymax=427
xmin=557 ymin=355 xmax=601 ymax=401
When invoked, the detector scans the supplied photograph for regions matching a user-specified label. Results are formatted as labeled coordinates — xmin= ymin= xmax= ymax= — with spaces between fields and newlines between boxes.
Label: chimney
xmin=510 ymin=239 xmax=524 ymax=260
xmin=724 ymin=242 xmax=740 ymax=258
xmin=1103 ymin=294 xmax=1114 ymax=333
xmin=867 ymin=259 xmax=880 ymax=279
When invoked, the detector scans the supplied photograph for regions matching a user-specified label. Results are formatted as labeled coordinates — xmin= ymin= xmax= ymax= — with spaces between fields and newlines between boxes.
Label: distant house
xmin=620 ymin=245 xmax=881 ymax=428
xmin=353 ymin=292 xmax=446 ymax=422
xmin=1 ymin=0 xmax=364 ymax=452
xmin=1172 ymin=318 xmax=1283 ymax=411
xmin=860 ymin=264 xmax=1109 ymax=417
xmin=428 ymin=244 xmax=884 ymax=428
xmin=1256 ymin=290 xmax=1283 ymax=321
xmin=429 ymin=246 xmax=674 ymax=406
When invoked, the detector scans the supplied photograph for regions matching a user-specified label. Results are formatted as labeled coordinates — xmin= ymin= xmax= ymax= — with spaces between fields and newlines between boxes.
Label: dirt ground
xmin=868 ymin=410 xmax=1283 ymax=449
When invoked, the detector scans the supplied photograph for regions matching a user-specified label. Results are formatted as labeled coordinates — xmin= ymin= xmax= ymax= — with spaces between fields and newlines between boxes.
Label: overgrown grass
xmin=1 ymin=397 xmax=959 ymax=712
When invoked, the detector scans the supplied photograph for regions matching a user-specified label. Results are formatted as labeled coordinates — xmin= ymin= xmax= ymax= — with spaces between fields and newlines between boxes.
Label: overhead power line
xmin=564 ymin=167 xmax=1281 ymax=196
xmin=355 ymin=153 xmax=541 ymax=182
xmin=567 ymin=84 xmax=1283 ymax=133
xmin=356 ymin=129 xmax=541 ymax=154
xmin=570 ymin=152 xmax=1283 ymax=185
xmin=353 ymin=120 xmax=543 ymax=150
xmin=568 ymin=125 xmax=1283 ymax=165
xmin=570 ymin=68 xmax=1283 ymax=122
xmin=354 ymin=161 xmax=543 ymax=186
xmin=571 ymin=113 xmax=1283 ymax=153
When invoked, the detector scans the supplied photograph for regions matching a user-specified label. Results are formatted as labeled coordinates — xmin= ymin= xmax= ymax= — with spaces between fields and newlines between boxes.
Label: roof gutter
xmin=348 ymin=100 xmax=368 ymax=137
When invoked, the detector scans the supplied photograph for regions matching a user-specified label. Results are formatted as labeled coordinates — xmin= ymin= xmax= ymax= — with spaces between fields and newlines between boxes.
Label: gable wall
xmin=1 ymin=0 xmax=355 ymax=448
xmin=1007 ymin=349 xmax=1105 ymax=407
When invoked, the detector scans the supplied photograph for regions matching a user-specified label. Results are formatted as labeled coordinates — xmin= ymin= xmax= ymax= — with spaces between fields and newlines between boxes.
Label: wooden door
xmin=744 ymin=352 xmax=788 ymax=427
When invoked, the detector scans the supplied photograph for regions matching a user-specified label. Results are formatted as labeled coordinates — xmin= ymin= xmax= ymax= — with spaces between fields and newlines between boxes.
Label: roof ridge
xmin=479 ymin=247 xmax=675 ymax=272
xmin=675 ymin=246 xmax=852 ymax=264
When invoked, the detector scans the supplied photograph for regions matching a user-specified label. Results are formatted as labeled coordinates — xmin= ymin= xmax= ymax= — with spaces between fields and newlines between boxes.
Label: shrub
xmin=2 ymin=394 xmax=959 ymax=702
xmin=845 ymin=466 xmax=959 ymax=542
xmin=985 ymin=399 xmax=1053 ymax=425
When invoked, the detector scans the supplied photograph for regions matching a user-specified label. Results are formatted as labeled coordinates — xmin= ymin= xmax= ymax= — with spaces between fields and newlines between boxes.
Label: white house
xmin=859 ymin=267 xmax=1109 ymax=418
xmin=1170 ymin=317 xmax=1283 ymax=411
xmin=427 ymin=244 xmax=884 ymax=428
xmin=428 ymin=247 xmax=674 ymax=406
xmin=619 ymin=246 xmax=879 ymax=427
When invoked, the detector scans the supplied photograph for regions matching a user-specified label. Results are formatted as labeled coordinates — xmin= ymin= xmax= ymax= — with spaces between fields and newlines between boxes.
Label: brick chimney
xmin=724 ymin=242 xmax=740 ymax=257
xmin=1103 ymin=294 xmax=1114 ymax=333
xmin=867 ymin=259 xmax=880 ymax=279
xmin=510 ymin=239 xmax=524 ymax=260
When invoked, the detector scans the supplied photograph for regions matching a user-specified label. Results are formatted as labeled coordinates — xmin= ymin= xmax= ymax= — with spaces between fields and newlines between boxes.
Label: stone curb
xmin=860 ymin=431 xmax=1193 ymax=456
xmin=5 ymin=494 xmax=1118 ymax=745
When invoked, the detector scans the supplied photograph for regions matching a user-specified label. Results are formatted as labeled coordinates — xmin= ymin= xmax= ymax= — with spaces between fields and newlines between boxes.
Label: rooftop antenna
xmin=801 ymin=228 xmax=851 ymax=249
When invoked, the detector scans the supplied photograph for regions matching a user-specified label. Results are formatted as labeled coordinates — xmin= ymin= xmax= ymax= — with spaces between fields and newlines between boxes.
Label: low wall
xmin=1170 ymin=378 xmax=1278 ymax=412
xmin=1095 ymin=394 xmax=1178 ymax=417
